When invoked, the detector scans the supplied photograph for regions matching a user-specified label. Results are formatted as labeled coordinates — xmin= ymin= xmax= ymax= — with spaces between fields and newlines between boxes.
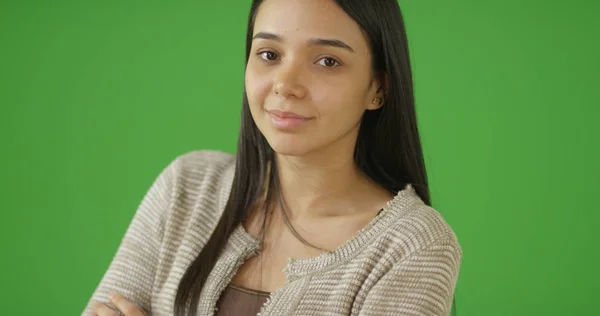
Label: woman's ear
xmin=366 ymin=74 xmax=388 ymax=110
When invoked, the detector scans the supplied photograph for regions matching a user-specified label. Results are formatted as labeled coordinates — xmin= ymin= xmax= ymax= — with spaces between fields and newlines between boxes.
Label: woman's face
xmin=245 ymin=0 xmax=384 ymax=157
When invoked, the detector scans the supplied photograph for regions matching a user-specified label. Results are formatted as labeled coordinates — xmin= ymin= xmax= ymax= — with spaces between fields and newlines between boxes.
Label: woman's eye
xmin=258 ymin=51 xmax=278 ymax=61
xmin=317 ymin=57 xmax=340 ymax=68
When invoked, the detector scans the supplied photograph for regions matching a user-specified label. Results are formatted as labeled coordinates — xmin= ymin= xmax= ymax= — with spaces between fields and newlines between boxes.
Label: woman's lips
xmin=267 ymin=109 xmax=313 ymax=130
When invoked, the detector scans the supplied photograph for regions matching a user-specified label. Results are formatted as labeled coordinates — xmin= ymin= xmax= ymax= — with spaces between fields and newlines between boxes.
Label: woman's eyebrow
xmin=252 ymin=32 xmax=355 ymax=53
xmin=253 ymin=32 xmax=282 ymax=42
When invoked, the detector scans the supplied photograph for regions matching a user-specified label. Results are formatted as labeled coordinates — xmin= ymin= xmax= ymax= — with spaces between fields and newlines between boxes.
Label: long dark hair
xmin=175 ymin=0 xmax=457 ymax=315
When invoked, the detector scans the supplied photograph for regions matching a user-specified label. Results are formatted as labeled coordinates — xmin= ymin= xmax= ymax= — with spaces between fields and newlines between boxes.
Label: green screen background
xmin=1 ymin=0 xmax=598 ymax=315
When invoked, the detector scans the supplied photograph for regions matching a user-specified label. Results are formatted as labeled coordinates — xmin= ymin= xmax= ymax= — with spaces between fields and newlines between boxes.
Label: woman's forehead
xmin=253 ymin=0 xmax=370 ymax=54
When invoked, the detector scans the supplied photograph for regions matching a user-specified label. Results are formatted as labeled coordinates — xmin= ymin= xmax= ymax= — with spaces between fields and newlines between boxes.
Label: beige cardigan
xmin=82 ymin=150 xmax=462 ymax=316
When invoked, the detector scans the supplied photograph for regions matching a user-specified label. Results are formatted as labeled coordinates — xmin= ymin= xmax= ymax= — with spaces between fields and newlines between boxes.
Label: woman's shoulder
xmin=377 ymin=188 xmax=462 ymax=263
xmin=172 ymin=149 xmax=236 ymax=172
xmin=159 ymin=149 xmax=236 ymax=212
xmin=398 ymin=203 xmax=460 ymax=248
xmin=163 ymin=149 xmax=236 ymax=184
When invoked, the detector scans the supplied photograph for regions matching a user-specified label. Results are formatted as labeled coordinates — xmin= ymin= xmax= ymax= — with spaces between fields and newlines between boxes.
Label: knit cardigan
xmin=81 ymin=150 xmax=462 ymax=316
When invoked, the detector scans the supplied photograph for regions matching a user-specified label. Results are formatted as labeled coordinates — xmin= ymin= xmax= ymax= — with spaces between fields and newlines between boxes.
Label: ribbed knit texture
xmin=81 ymin=150 xmax=462 ymax=316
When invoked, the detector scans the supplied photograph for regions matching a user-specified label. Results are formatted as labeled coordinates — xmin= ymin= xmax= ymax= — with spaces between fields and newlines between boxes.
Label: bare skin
xmin=231 ymin=193 xmax=390 ymax=293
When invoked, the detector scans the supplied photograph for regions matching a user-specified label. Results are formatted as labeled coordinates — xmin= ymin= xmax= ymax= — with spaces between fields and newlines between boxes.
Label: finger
xmin=90 ymin=300 xmax=119 ymax=316
xmin=109 ymin=292 xmax=145 ymax=316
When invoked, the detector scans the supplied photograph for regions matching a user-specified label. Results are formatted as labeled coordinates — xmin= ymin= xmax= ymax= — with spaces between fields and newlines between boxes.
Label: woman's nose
xmin=272 ymin=60 xmax=307 ymax=99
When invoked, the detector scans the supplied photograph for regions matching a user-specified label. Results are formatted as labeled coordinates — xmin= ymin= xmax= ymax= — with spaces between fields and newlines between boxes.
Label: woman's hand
xmin=89 ymin=292 xmax=147 ymax=316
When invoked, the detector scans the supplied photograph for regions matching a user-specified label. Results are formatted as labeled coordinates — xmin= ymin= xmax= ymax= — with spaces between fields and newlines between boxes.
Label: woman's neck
xmin=273 ymin=151 xmax=385 ymax=219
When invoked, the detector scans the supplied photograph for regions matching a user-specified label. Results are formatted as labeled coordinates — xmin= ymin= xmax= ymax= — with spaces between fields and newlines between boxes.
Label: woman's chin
xmin=269 ymin=145 xmax=307 ymax=157
xmin=266 ymin=137 xmax=312 ymax=157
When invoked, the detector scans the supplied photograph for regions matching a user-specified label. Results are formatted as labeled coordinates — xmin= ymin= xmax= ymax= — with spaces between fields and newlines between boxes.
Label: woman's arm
xmin=81 ymin=158 xmax=178 ymax=316
xmin=357 ymin=238 xmax=462 ymax=316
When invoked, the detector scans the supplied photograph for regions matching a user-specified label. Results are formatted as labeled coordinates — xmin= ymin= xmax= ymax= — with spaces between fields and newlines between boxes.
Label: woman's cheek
xmin=246 ymin=74 xmax=272 ymax=107
xmin=310 ymin=87 xmax=342 ymax=115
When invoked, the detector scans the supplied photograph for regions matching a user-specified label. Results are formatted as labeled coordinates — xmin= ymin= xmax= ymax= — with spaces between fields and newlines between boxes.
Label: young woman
xmin=84 ymin=0 xmax=462 ymax=315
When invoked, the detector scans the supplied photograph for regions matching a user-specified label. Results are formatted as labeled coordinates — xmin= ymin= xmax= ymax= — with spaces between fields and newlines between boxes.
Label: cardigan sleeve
xmin=80 ymin=157 xmax=179 ymax=316
xmin=357 ymin=238 xmax=462 ymax=316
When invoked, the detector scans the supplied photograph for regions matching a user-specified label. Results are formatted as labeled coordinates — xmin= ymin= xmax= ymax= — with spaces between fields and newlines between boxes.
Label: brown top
xmin=215 ymin=208 xmax=386 ymax=316
xmin=215 ymin=284 xmax=271 ymax=316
